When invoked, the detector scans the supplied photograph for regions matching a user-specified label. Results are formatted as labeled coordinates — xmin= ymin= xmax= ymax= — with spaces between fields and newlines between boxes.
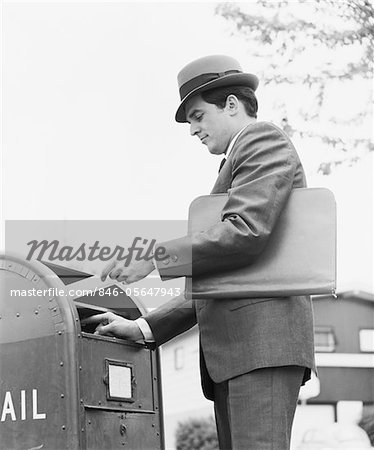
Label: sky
xmin=1 ymin=1 xmax=373 ymax=293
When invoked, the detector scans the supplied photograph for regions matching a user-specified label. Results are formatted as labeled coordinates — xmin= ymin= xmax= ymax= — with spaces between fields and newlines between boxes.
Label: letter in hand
xmin=82 ymin=312 xmax=143 ymax=341
xmin=101 ymin=259 xmax=155 ymax=283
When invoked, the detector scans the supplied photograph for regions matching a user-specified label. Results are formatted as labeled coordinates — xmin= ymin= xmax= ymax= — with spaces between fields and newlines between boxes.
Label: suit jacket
xmin=145 ymin=122 xmax=316 ymax=399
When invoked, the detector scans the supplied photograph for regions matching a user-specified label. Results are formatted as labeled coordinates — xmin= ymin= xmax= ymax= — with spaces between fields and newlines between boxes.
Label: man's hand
xmin=101 ymin=259 xmax=155 ymax=283
xmin=82 ymin=312 xmax=143 ymax=341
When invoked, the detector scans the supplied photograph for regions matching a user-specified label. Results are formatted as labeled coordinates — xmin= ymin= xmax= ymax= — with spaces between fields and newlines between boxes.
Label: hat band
xmin=179 ymin=70 xmax=242 ymax=100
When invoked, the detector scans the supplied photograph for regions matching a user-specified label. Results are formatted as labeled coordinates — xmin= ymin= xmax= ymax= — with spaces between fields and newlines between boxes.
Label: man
xmin=86 ymin=55 xmax=315 ymax=449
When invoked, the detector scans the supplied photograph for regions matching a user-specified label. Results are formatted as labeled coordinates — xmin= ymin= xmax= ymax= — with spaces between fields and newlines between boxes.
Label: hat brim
xmin=175 ymin=73 xmax=259 ymax=123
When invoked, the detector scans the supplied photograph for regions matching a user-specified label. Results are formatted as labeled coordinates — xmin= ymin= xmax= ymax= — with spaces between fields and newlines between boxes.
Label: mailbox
xmin=0 ymin=254 xmax=164 ymax=449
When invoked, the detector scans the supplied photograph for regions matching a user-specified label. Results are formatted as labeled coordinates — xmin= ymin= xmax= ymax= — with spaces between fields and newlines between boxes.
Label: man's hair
xmin=201 ymin=86 xmax=258 ymax=118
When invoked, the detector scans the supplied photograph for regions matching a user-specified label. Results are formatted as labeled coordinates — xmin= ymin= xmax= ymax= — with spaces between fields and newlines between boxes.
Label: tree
xmin=359 ymin=406 xmax=374 ymax=446
xmin=216 ymin=0 xmax=374 ymax=173
xmin=175 ymin=416 xmax=219 ymax=450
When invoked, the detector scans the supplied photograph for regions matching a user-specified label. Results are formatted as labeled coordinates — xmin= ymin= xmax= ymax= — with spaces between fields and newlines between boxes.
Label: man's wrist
xmin=131 ymin=320 xmax=145 ymax=341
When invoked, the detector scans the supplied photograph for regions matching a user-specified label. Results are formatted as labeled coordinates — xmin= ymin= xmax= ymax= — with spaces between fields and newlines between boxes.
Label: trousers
xmin=213 ymin=365 xmax=305 ymax=450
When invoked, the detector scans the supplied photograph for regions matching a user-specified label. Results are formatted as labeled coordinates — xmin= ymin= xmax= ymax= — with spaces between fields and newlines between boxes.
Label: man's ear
xmin=225 ymin=95 xmax=240 ymax=116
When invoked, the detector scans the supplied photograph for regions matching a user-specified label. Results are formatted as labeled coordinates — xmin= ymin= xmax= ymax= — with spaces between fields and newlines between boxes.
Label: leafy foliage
xmin=359 ymin=409 xmax=374 ymax=445
xmin=175 ymin=416 xmax=219 ymax=450
xmin=216 ymin=0 xmax=373 ymax=173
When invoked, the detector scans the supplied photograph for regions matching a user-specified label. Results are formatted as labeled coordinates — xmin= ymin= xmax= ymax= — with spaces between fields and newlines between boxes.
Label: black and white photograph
xmin=1 ymin=1 xmax=373 ymax=449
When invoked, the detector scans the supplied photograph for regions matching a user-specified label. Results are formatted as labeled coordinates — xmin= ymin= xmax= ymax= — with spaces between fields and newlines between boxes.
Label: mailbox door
xmin=80 ymin=335 xmax=155 ymax=411
xmin=79 ymin=334 xmax=163 ymax=449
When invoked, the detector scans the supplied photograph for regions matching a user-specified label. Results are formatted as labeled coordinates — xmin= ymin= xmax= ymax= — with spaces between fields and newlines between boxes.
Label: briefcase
xmin=185 ymin=188 xmax=336 ymax=298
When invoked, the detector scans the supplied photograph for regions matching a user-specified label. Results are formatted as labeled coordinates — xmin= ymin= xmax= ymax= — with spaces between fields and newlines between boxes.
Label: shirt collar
xmin=225 ymin=123 xmax=252 ymax=158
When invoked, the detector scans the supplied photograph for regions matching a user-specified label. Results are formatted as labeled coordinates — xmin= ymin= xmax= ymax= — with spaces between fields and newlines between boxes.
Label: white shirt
xmin=226 ymin=122 xmax=252 ymax=158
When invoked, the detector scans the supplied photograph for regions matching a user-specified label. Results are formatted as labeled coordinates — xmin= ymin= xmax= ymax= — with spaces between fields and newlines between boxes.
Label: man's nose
xmin=190 ymin=122 xmax=200 ymax=136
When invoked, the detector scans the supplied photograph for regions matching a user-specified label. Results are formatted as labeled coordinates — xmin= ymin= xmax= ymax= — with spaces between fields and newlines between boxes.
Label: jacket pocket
xmin=229 ymin=297 xmax=278 ymax=311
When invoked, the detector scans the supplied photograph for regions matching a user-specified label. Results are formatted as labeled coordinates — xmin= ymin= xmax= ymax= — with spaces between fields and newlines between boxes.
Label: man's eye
xmin=195 ymin=114 xmax=203 ymax=121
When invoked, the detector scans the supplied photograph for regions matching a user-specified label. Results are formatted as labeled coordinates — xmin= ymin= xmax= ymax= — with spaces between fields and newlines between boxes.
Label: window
xmin=174 ymin=347 xmax=184 ymax=370
xmin=314 ymin=327 xmax=336 ymax=352
xmin=359 ymin=329 xmax=374 ymax=352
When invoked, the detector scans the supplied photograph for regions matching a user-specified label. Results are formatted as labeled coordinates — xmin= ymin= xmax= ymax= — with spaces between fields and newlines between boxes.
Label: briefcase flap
xmin=185 ymin=188 xmax=336 ymax=298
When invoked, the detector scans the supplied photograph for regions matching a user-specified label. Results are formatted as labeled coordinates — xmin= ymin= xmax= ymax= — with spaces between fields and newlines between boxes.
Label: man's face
xmin=185 ymin=94 xmax=233 ymax=155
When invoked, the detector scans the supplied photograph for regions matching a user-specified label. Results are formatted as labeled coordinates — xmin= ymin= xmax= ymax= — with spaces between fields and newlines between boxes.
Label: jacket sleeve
xmin=155 ymin=122 xmax=298 ymax=279
xmin=143 ymin=293 xmax=197 ymax=347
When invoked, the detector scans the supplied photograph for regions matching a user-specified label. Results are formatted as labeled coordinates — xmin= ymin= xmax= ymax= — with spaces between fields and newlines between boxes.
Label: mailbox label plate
xmin=106 ymin=359 xmax=134 ymax=402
